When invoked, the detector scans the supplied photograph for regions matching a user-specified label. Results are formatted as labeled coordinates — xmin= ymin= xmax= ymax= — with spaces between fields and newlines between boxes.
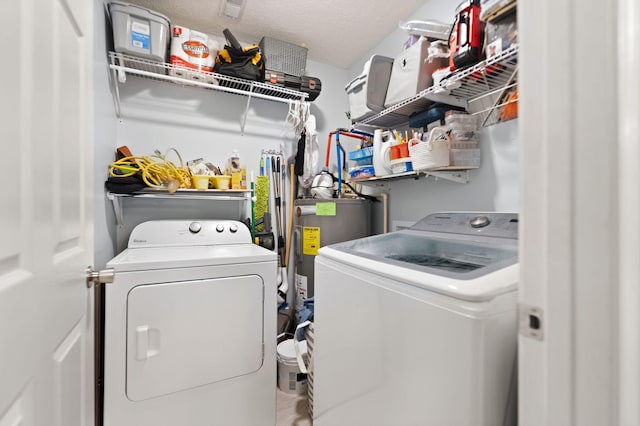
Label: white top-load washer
xmin=102 ymin=220 xmax=277 ymax=426
xmin=312 ymin=212 xmax=519 ymax=426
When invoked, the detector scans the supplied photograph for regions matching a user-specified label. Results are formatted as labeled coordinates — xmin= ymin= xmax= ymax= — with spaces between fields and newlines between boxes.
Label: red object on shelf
xmin=450 ymin=0 xmax=483 ymax=71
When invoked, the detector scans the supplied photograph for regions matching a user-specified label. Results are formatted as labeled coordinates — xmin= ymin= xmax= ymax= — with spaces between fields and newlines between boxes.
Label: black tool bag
xmin=301 ymin=76 xmax=321 ymax=101
xmin=214 ymin=29 xmax=265 ymax=81
xmin=264 ymin=69 xmax=302 ymax=90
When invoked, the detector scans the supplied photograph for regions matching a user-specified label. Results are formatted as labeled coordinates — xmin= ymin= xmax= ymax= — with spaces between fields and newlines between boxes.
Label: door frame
xmin=519 ymin=0 xmax=639 ymax=423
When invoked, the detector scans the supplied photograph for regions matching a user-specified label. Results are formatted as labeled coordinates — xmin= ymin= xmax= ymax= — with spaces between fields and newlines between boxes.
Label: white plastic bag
xmin=299 ymin=114 xmax=320 ymax=189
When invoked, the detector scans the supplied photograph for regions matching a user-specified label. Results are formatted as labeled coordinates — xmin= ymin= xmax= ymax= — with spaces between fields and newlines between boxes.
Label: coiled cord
xmin=109 ymin=148 xmax=191 ymax=191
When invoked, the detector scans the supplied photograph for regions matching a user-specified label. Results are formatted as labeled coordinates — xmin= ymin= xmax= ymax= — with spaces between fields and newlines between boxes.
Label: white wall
xmin=383 ymin=120 xmax=519 ymax=226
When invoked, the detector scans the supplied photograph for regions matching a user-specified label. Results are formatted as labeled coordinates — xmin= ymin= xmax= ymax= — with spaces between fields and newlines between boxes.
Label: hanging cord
xmin=109 ymin=148 xmax=191 ymax=191
xmin=323 ymin=170 xmax=379 ymax=202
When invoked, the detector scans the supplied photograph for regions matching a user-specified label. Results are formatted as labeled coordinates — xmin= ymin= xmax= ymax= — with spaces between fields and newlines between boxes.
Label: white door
xmin=0 ymin=0 xmax=94 ymax=425
xmin=519 ymin=0 xmax=639 ymax=424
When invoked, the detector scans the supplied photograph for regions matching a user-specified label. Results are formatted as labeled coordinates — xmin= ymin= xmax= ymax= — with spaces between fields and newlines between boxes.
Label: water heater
xmin=293 ymin=198 xmax=371 ymax=310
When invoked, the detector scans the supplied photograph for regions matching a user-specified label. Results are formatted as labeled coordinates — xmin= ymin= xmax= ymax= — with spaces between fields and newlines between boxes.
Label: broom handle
xmin=284 ymin=163 xmax=295 ymax=268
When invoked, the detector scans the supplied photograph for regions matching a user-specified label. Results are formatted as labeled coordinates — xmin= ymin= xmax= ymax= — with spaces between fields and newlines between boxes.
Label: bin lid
xmin=277 ymin=339 xmax=307 ymax=360
xmin=108 ymin=1 xmax=171 ymax=26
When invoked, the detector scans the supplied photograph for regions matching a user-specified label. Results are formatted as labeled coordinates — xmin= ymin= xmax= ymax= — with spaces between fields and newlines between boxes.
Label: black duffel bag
xmin=214 ymin=28 xmax=265 ymax=81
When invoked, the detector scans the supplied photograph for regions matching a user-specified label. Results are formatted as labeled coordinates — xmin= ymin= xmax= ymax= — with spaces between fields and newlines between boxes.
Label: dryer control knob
xmin=216 ymin=224 xmax=225 ymax=233
xmin=470 ymin=216 xmax=491 ymax=228
xmin=229 ymin=224 xmax=238 ymax=233
xmin=189 ymin=222 xmax=202 ymax=234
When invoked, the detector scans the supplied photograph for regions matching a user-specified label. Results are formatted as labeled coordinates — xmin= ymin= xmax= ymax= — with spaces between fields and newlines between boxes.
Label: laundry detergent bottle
xmin=373 ymin=129 xmax=394 ymax=177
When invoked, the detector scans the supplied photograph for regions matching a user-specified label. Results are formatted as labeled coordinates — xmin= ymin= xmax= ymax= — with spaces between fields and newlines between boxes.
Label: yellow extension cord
xmin=109 ymin=148 xmax=192 ymax=191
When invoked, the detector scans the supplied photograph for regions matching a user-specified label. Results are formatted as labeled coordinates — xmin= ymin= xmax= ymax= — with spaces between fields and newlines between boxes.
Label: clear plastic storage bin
xmin=345 ymin=55 xmax=394 ymax=122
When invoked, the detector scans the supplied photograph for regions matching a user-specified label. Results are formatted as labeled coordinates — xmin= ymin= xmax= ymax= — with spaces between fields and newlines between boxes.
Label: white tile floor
xmin=276 ymin=388 xmax=312 ymax=426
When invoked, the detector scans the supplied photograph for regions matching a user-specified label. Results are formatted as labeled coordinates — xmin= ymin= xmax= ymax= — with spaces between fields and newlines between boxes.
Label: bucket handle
xmin=293 ymin=321 xmax=313 ymax=374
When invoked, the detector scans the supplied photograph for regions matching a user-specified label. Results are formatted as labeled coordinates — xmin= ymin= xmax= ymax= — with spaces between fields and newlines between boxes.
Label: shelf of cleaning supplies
xmin=350 ymin=167 xmax=477 ymax=186
xmin=353 ymin=45 xmax=519 ymax=129
xmin=107 ymin=189 xmax=251 ymax=226
xmin=108 ymin=52 xmax=308 ymax=134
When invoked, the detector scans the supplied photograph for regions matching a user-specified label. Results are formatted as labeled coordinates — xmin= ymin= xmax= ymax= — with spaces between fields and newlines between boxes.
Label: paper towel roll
xmin=169 ymin=25 xmax=219 ymax=83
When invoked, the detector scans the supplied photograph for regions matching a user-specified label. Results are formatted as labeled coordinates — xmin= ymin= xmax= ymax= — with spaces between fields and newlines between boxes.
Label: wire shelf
xmin=355 ymin=45 xmax=519 ymax=129
xmin=109 ymin=52 xmax=309 ymax=101
xmin=107 ymin=189 xmax=251 ymax=226
xmin=108 ymin=52 xmax=309 ymax=133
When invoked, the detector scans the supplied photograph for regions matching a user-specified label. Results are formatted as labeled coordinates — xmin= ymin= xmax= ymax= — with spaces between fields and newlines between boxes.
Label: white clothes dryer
xmin=101 ymin=220 xmax=277 ymax=426
xmin=312 ymin=212 xmax=519 ymax=426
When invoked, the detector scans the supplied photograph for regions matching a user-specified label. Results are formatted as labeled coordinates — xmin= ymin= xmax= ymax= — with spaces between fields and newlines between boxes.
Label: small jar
xmin=229 ymin=150 xmax=241 ymax=173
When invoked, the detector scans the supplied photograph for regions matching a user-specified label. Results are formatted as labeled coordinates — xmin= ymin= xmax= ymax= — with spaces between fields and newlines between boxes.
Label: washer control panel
xmin=470 ymin=215 xmax=491 ymax=228
xmin=128 ymin=220 xmax=252 ymax=248
xmin=410 ymin=212 xmax=519 ymax=239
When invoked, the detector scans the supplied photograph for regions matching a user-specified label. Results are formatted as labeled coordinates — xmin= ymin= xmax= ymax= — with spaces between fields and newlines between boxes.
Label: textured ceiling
xmin=119 ymin=0 xmax=428 ymax=68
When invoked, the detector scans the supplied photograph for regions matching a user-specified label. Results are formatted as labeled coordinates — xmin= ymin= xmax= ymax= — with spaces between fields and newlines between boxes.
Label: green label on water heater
xmin=316 ymin=202 xmax=336 ymax=216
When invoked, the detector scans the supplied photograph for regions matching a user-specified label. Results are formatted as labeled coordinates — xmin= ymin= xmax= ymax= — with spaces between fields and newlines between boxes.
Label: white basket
xmin=409 ymin=128 xmax=450 ymax=170
xmin=294 ymin=321 xmax=315 ymax=418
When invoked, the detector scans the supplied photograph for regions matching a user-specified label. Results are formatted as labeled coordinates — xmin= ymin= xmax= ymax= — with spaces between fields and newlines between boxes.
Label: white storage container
xmin=277 ymin=339 xmax=308 ymax=395
xmin=109 ymin=1 xmax=170 ymax=63
xmin=399 ymin=20 xmax=453 ymax=40
xmin=345 ymin=55 xmax=394 ymax=122
xmin=384 ymin=38 xmax=449 ymax=107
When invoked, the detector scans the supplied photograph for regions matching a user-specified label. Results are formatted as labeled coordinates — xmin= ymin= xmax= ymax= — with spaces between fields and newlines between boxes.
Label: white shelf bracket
xmin=426 ymin=170 xmax=470 ymax=184
xmin=107 ymin=192 xmax=125 ymax=227
xmin=241 ymin=85 xmax=255 ymax=136
xmin=108 ymin=66 xmax=123 ymax=118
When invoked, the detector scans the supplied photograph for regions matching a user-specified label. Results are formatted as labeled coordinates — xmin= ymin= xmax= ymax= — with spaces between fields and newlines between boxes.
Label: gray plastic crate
xmin=109 ymin=1 xmax=170 ymax=63
xmin=259 ymin=37 xmax=307 ymax=77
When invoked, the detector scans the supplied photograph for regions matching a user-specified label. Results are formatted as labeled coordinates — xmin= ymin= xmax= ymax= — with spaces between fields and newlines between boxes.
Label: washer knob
xmin=188 ymin=222 xmax=202 ymax=234
xmin=216 ymin=223 xmax=225 ymax=233
xmin=470 ymin=216 xmax=491 ymax=228
xmin=229 ymin=223 xmax=238 ymax=233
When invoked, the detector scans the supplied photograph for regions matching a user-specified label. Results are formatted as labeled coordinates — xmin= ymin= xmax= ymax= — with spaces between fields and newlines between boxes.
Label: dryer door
xmin=125 ymin=275 xmax=264 ymax=401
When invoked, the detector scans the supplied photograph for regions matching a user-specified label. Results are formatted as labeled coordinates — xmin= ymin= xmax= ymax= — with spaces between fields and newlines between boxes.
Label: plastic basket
xmin=259 ymin=37 xmax=307 ymax=77
xmin=410 ymin=139 xmax=450 ymax=170
xmin=409 ymin=128 xmax=451 ymax=170
xmin=348 ymin=147 xmax=374 ymax=166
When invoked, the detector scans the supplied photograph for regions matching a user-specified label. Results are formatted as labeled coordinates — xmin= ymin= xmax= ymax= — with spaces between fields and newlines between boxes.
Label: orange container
xmin=390 ymin=143 xmax=410 ymax=160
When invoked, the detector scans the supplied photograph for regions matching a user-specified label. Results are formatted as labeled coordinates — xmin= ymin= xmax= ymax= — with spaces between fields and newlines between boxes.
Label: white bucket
xmin=277 ymin=339 xmax=308 ymax=394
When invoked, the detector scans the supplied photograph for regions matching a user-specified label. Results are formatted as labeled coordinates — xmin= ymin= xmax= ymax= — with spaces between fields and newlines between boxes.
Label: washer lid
xmin=107 ymin=244 xmax=276 ymax=272
xmin=323 ymin=229 xmax=517 ymax=277
xmin=320 ymin=243 xmax=517 ymax=302
xmin=318 ymin=212 xmax=519 ymax=302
